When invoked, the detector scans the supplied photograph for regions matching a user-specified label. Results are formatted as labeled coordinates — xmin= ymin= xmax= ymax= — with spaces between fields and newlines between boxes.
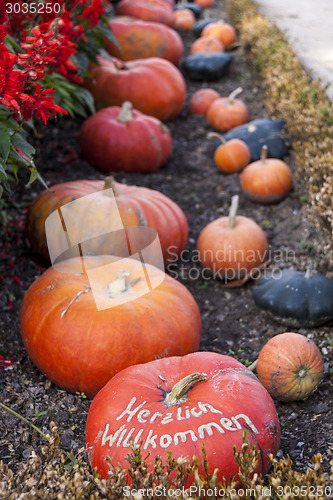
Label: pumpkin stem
xmin=305 ymin=265 xmax=313 ymax=279
xmin=298 ymin=369 xmax=307 ymax=378
xmin=248 ymin=359 xmax=258 ymax=372
xmin=227 ymin=195 xmax=239 ymax=229
xmin=117 ymin=101 xmax=133 ymax=123
xmin=164 ymin=372 xmax=208 ymax=406
xmin=260 ymin=145 xmax=268 ymax=163
xmin=103 ymin=176 xmax=119 ymax=197
xmin=107 ymin=270 xmax=141 ymax=297
xmin=228 ymin=87 xmax=243 ymax=101
xmin=207 ymin=132 xmax=226 ymax=144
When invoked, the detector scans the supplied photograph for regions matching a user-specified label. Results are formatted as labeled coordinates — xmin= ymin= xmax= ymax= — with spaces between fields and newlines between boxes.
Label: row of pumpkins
xmin=20 ymin=0 xmax=331 ymax=487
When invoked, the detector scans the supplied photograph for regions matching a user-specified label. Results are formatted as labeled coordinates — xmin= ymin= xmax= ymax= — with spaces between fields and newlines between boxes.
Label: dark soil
xmin=0 ymin=0 xmax=332 ymax=486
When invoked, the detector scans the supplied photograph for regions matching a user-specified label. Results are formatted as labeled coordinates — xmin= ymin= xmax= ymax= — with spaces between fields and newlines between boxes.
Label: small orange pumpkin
xmin=201 ymin=20 xmax=236 ymax=48
xmin=207 ymin=132 xmax=250 ymax=173
xmin=197 ymin=195 xmax=268 ymax=284
xmin=240 ymin=145 xmax=293 ymax=203
xmin=190 ymin=36 xmax=224 ymax=54
xmin=194 ymin=0 xmax=215 ymax=8
xmin=256 ymin=332 xmax=324 ymax=402
xmin=189 ymin=88 xmax=220 ymax=115
xmin=207 ymin=87 xmax=249 ymax=132
xmin=173 ymin=8 xmax=196 ymax=30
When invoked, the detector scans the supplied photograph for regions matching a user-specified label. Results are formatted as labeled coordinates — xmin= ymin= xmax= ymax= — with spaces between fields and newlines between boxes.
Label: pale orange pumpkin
xmin=201 ymin=20 xmax=236 ymax=48
xmin=256 ymin=332 xmax=324 ymax=402
xmin=190 ymin=36 xmax=224 ymax=54
xmin=173 ymin=8 xmax=196 ymax=30
xmin=207 ymin=132 xmax=251 ymax=173
xmin=207 ymin=87 xmax=249 ymax=132
xmin=197 ymin=195 xmax=268 ymax=284
xmin=189 ymin=88 xmax=220 ymax=115
xmin=240 ymin=145 xmax=293 ymax=203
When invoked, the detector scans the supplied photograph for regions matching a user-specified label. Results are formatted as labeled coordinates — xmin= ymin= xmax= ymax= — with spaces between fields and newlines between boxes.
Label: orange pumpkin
xmin=173 ymin=8 xmax=196 ymax=30
xmin=190 ymin=35 xmax=224 ymax=54
xmin=25 ymin=178 xmax=188 ymax=265
xmin=240 ymin=145 xmax=293 ymax=203
xmin=189 ymin=88 xmax=220 ymax=115
xmin=207 ymin=132 xmax=251 ymax=173
xmin=194 ymin=0 xmax=215 ymax=7
xmin=197 ymin=195 xmax=268 ymax=283
xmin=20 ymin=256 xmax=202 ymax=398
xmin=116 ymin=0 xmax=174 ymax=26
xmin=207 ymin=87 xmax=249 ymax=132
xmin=85 ymin=55 xmax=186 ymax=121
xmin=104 ymin=17 xmax=184 ymax=66
xmin=256 ymin=332 xmax=324 ymax=402
xmin=201 ymin=20 xmax=236 ymax=48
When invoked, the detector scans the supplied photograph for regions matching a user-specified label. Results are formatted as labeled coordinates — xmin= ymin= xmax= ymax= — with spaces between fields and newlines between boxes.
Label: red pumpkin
xmin=25 ymin=178 xmax=188 ymax=265
xmin=116 ymin=0 xmax=174 ymax=26
xmin=105 ymin=17 xmax=184 ymax=66
xmin=85 ymin=55 xmax=186 ymax=121
xmin=173 ymin=8 xmax=196 ymax=30
xmin=189 ymin=88 xmax=220 ymax=115
xmin=190 ymin=35 xmax=224 ymax=54
xmin=201 ymin=20 xmax=236 ymax=48
xmin=207 ymin=87 xmax=249 ymax=132
xmin=194 ymin=0 xmax=215 ymax=7
xmin=20 ymin=256 xmax=201 ymax=398
xmin=240 ymin=145 xmax=293 ymax=203
xmin=256 ymin=332 xmax=324 ymax=402
xmin=197 ymin=195 xmax=268 ymax=283
xmin=86 ymin=351 xmax=280 ymax=485
xmin=207 ymin=132 xmax=251 ymax=173
xmin=79 ymin=102 xmax=172 ymax=173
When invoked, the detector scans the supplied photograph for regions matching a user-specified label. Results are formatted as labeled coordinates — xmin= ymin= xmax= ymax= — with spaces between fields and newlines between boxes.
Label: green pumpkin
xmin=181 ymin=52 xmax=233 ymax=81
xmin=253 ymin=269 xmax=333 ymax=327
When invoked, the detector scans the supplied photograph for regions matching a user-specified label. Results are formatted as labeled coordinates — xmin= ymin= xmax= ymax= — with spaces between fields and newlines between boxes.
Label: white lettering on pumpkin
xmin=198 ymin=422 xmax=225 ymax=439
xmin=116 ymin=397 xmax=146 ymax=422
xmin=174 ymin=430 xmax=198 ymax=445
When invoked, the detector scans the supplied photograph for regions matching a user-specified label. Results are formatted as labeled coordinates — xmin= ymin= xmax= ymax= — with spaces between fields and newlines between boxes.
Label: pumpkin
xmin=194 ymin=0 xmax=215 ymax=7
xmin=173 ymin=8 xmax=196 ymax=30
xmin=201 ymin=20 xmax=236 ymax=48
xmin=207 ymin=132 xmax=250 ymax=173
xmin=85 ymin=55 xmax=186 ymax=122
xmin=86 ymin=351 xmax=280 ymax=485
xmin=218 ymin=118 xmax=288 ymax=161
xmin=104 ymin=17 xmax=184 ymax=66
xmin=192 ymin=18 xmax=220 ymax=37
xmin=253 ymin=268 xmax=333 ymax=327
xmin=181 ymin=52 xmax=233 ymax=81
xmin=256 ymin=333 xmax=324 ymax=402
xmin=116 ymin=0 xmax=174 ymax=26
xmin=240 ymin=145 xmax=293 ymax=203
xmin=207 ymin=87 xmax=249 ymax=132
xmin=197 ymin=195 xmax=268 ymax=284
xmin=20 ymin=256 xmax=201 ymax=398
xmin=190 ymin=35 xmax=224 ymax=54
xmin=174 ymin=3 xmax=202 ymax=18
xmin=25 ymin=177 xmax=188 ymax=265
xmin=189 ymin=88 xmax=220 ymax=115
xmin=79 ymin=102 xmax=172 ymax=173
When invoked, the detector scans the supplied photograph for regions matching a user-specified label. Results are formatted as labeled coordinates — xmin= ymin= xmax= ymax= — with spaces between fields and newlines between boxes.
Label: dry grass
xmin=226 ymin=0 xmax=333 ymax=263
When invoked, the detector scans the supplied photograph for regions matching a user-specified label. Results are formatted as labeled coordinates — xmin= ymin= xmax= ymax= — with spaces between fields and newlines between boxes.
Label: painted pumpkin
xmin=240 ymin=145 xmax=293 ymax=203
xmin=20 ymin=256 xmax=201 ymax=398
xmin=207 ymin=87 xmax=249 ymax=132
xmin=116 ymin=0 xmax=174 ymax=26
xmin=253 ymin=268 xmax=333 ymax=327
xmin=256 ymin=332 xmax=324 ymax=402
xmin=190 ymin=36 xmax=224 ymax=54
xmin=79 ymin=102 xmax=172 ymax=173
xmin=207 ymin=132 xmax=250 ymax=173
xmin=25 ymin=178 xmax=188 ymax=265
xmin=85 ymin=55 xmax=186 ymax=122
xmin=201 ymin=20 xmax=236 ymax=49
xmin=104 ymin=17 xmax=184 ymax=65
xmin=197 ymin=195 xmax=268 ymax=284
xmin=86 ymin=351 xmax=280 ymax=485
xmin=173 ymin=8 xmax=196 ymax=30
xmin=189 ymin=88 xmax=220 ymax=115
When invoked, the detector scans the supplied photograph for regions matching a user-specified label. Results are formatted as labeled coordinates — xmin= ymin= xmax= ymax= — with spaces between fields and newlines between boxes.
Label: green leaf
xmin=5 ymin=35 xmax=21 ymax=53
xmin=98 ymin=25 xmax=120 ymax=47
xmin=27 ymin=167 xmax=38 ymax=185
xmin=36 ymin=171 xmax=49 ymax=191
xmin=9 ymin=146 xmax=33 ymax=167
xmin=0 ymin=158 xmax=7 ymax=176
xmin=9 ymin=160 xmax=18 ymax=179
xmin=11 ymin=133 xmax=35 ymax=156
xmin=0 ymin=124 xmax=11 ymax=162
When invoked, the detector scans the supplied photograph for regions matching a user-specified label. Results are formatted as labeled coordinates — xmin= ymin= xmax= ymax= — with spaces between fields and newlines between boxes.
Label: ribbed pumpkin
xmin=25 ymin=178 xmax=188 ymax=265
xmin=79 ymin=102 xmax=172 ymax=173
xmin=197 ymin=195 xmax=268 ymax=284
xmin=207 ymin=87 xmax=249 ymax=132
xmin=201 ymin=20 xmax=236 ymax=48
xmin=20 ymin=256 xmax=202 ymax=398
xmin=190 ymin=35 xmax=224 ymax=54
xmin=189 ymin=88 xmax=220 ymax=115
xmin=85 ymin=55 xmax=186 ymax=122
xmin=116 ymin=0 xmax=174 ymax=26
xmin=240 ymin=145 xmax=293 ymax=203
xmin=256 ymin=333 xmax=324 ymax=402
xmin=173 ymin=8 xmax=196 ymax=30
xmin=86 ymin=351 xmax=280 ymax=485
xmin=104 ymin=17 xmax=184 ymax=65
